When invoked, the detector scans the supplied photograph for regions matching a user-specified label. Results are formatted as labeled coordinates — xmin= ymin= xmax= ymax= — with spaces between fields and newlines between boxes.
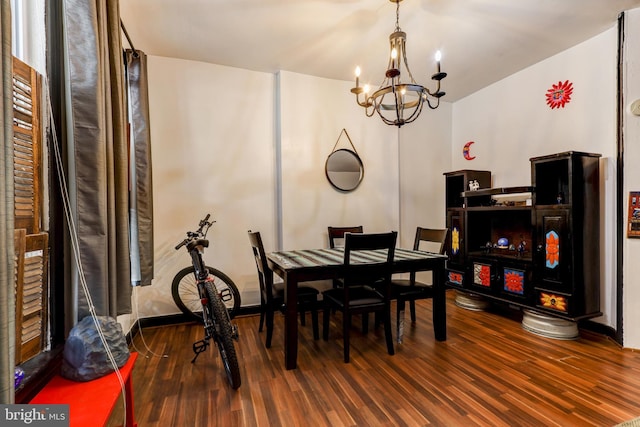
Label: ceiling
xmin=119 ymin=0 xmax=640 ymax=102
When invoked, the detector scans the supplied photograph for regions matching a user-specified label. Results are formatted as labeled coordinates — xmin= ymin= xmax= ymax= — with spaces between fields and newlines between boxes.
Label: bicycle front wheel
xmin=204 ymin=281 xmax=241 ymax=389
xmin=172 ymin=266 xmax=241 ymax=322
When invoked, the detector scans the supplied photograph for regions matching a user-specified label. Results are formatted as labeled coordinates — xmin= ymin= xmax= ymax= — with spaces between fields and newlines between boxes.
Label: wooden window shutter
xmin=13 ymin=56 xmax=42 ymax=235
xmin=12 ymin=57 xmax=47 ymax=364
xmin=14 ymin=230 xmax=49 ymax=364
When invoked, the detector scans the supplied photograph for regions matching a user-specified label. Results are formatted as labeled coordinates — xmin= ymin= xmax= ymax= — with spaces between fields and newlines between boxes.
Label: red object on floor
xmin=30 ymin=352 xmax=138 ymax=427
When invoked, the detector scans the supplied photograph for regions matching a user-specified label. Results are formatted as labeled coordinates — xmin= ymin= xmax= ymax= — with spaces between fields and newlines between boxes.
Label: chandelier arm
xmin=425 ymin=97 xmax=440 ymax=110
xmin=423 ymin=75 xmax=442 ymax=96
xmin=374 ymin=90 xmax=401 ymax=126
xmin=392 ymin=84 xmax=403 ymax=125
xmin=375 ymin=107 xmax=396 ymax=126
xmin=401 ymin=41 xmax=418 ymax=84
xmin=399 ymin=92 xmax=424 ymax=125
xmin=365 ymin=96 xmax=377 ymax=117
xmin=404 ymin=97 xmax=425 ymax=123
xmin=376 ymin=98 xmax=423 ymax=127
xmin=357 ymin=94 xmax=371 ymax=108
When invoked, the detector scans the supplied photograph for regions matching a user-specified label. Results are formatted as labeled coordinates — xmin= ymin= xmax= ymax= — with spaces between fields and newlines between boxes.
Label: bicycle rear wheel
xmin=204 ymin=281 xmax=241 ymax=389
xmin=172 ymin=266 xmax=241 ymax=321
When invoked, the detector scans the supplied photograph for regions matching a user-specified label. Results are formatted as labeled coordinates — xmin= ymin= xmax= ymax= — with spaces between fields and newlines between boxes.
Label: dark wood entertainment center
xmin=444 ymin=151 xmax=601 ymax=322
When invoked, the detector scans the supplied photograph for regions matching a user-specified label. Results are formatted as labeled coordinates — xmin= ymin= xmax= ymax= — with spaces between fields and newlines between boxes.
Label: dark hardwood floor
xmin=108 ymin=291 xmax=640 ymax=426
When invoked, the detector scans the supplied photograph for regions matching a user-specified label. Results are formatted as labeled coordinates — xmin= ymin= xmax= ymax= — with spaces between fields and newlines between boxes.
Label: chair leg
xmin=383 ymin=307 xmax=395 ymax=356
xmin=311 ymin=307 xmax=319 ymax=340
xmin=258 ymin=309 xmax=265 ymax=332
xmin=343 ymin=313 xmax=351 ymax=363
xmin=396 ymin=299 xmax=406 ymax=344
xmin=362 ymin=313 xmax=369 ymax=334
xmin=265 ymin=308 xmax=275 ymax=349
xmin=374 ymin=312 xmax=382 ymax=329
xmin=410 ymin=300 xmax=417 ymax=323
xmin=323 ymin=306 xmax=331 ymax=341
xmin=300 ymin=308 xmax=307 ymax=326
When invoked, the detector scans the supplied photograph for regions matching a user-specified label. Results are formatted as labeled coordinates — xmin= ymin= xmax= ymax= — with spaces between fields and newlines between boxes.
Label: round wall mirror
xmin=325 ymin=149 xmax=364 ymax=192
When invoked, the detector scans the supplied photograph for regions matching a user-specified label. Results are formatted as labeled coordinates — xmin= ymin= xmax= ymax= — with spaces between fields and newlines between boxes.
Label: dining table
xmin=266 ymin=247 xmax=448 ymax=370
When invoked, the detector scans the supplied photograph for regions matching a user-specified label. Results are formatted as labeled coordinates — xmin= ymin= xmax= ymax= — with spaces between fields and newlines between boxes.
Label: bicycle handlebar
xmin=175 ymin=214 xmax=216 ymax=250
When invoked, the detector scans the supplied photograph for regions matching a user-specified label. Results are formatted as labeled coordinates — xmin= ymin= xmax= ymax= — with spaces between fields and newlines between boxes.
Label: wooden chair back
xmin=343 ymin=231 xmax=397 ymax=293
xmin=328 ymin=225 xmax=364 ymax=248
xmin=406 ymin=227 xmax=448 ymax=284
xmin=413 ymin=227 xmax=448 ymax=255
xmin=247 ymin=230 xmax=274 ymax=304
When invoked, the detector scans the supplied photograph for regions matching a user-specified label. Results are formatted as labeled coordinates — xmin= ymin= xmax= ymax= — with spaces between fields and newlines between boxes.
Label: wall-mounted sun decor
xmin=546 ymin=80 xmax=573 ymax=109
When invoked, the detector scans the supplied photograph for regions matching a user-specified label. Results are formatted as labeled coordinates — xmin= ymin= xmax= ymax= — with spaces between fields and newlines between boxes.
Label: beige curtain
xmin=59 ymin=0 xmax=131 ymax=322
xmin=0 ymin=0 xmax=13 ymax=404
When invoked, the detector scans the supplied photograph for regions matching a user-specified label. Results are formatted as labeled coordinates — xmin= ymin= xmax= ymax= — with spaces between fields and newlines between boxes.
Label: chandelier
xmin=350 ymin=0 xmax=447 ymax=127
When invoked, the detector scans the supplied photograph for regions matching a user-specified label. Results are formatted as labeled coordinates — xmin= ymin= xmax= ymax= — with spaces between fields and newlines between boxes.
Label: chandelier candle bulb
xmin=355 ymin=66 xmax=361 ymax=88
xmin=391 ymin=47 xmax=398 ymax=69
xmin=435 ymin=51 xmax=442 ymax=73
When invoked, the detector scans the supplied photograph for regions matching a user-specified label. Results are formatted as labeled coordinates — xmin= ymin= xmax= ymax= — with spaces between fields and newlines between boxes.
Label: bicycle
xmin=172 ymin=231 xmax=241 ymax=322
xmin=174 ymin=214 xmax=241 ymax=389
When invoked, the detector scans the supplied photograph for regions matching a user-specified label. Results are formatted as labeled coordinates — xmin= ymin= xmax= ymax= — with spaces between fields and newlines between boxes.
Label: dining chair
xmin=322 ymin=231 xmax=397 ymax=363
xmin=248 ymin=230 xmax=320 ymax=348
xmin=391 ymin=227 xmax=448 ymax=338
xmin=327 ymin=225 xmax=364 ymax=249
xmin=327 ymin=226 xmax=364 ymax=292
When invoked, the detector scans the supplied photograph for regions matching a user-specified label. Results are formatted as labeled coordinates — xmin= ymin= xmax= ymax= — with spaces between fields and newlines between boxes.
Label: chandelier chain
xmin=395 ymin=0 xmax=400 ymax=31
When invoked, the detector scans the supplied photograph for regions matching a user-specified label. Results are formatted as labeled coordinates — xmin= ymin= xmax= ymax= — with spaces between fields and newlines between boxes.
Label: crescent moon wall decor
xmin=463 ymin=141 xmax=476 ymax=160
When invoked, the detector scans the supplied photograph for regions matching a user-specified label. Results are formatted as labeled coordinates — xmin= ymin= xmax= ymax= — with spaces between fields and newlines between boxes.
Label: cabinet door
xmin=535 ymin=209 xmax=571 ymax=291
xmin=447 ymin=210 xmax=465 ymax=266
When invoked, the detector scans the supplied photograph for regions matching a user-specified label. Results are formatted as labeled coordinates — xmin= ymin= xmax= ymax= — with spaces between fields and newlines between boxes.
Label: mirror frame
xmin=325 ymin=148 xmax=364 ymax=192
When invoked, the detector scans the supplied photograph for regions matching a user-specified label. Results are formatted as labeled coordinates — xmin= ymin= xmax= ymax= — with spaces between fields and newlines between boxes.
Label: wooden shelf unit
xmin=444 ymin=151 xmax=601 ymax=320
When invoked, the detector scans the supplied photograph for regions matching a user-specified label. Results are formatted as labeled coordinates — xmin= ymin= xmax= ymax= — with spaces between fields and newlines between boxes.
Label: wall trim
xmin=132 ymin=305 xmax=262 ymax=333
xmin=615 ymin=11 xmax=625 ymax=346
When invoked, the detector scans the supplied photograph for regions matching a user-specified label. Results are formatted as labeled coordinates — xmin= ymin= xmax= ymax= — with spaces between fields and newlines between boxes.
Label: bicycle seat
xmin=186 ymin=239 xmax=209 ymax=251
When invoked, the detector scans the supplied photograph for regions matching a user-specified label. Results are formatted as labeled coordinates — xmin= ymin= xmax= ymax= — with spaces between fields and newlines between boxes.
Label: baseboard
xmin=579 ymin=319 xmax=619 ymax=344
xmin=125 ymin=303 xmax=621 ymax=347
xmin=127 ymin=305 xmax=262 ymax=340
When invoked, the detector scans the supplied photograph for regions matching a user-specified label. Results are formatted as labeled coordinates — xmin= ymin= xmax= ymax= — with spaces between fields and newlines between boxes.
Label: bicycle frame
xmin=187 ymin=239 xmax=209 ymax=282
xmin=183 ymin=228 xmax=217 ymax=328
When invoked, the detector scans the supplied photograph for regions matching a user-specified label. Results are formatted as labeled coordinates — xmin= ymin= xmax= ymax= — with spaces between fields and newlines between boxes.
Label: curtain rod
xmin=120 ymin=19 xmax=137 ymax=53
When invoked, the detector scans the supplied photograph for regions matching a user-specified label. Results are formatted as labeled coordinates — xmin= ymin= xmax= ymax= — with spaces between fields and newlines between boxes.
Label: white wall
xmin=452 ymin=29 xmax=618 ymax=328
xmin=136 ymin=56 xmax=276 ymax=315
xmin=135 ymin=61 xmax=413 ymax=319
xmin=623 ymin=9 xmax=640 ymax=348
xmin=278 ymin=71 xmax=400 ymax=251
xmin=398 ymin=102 xmax=453 ymax=246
